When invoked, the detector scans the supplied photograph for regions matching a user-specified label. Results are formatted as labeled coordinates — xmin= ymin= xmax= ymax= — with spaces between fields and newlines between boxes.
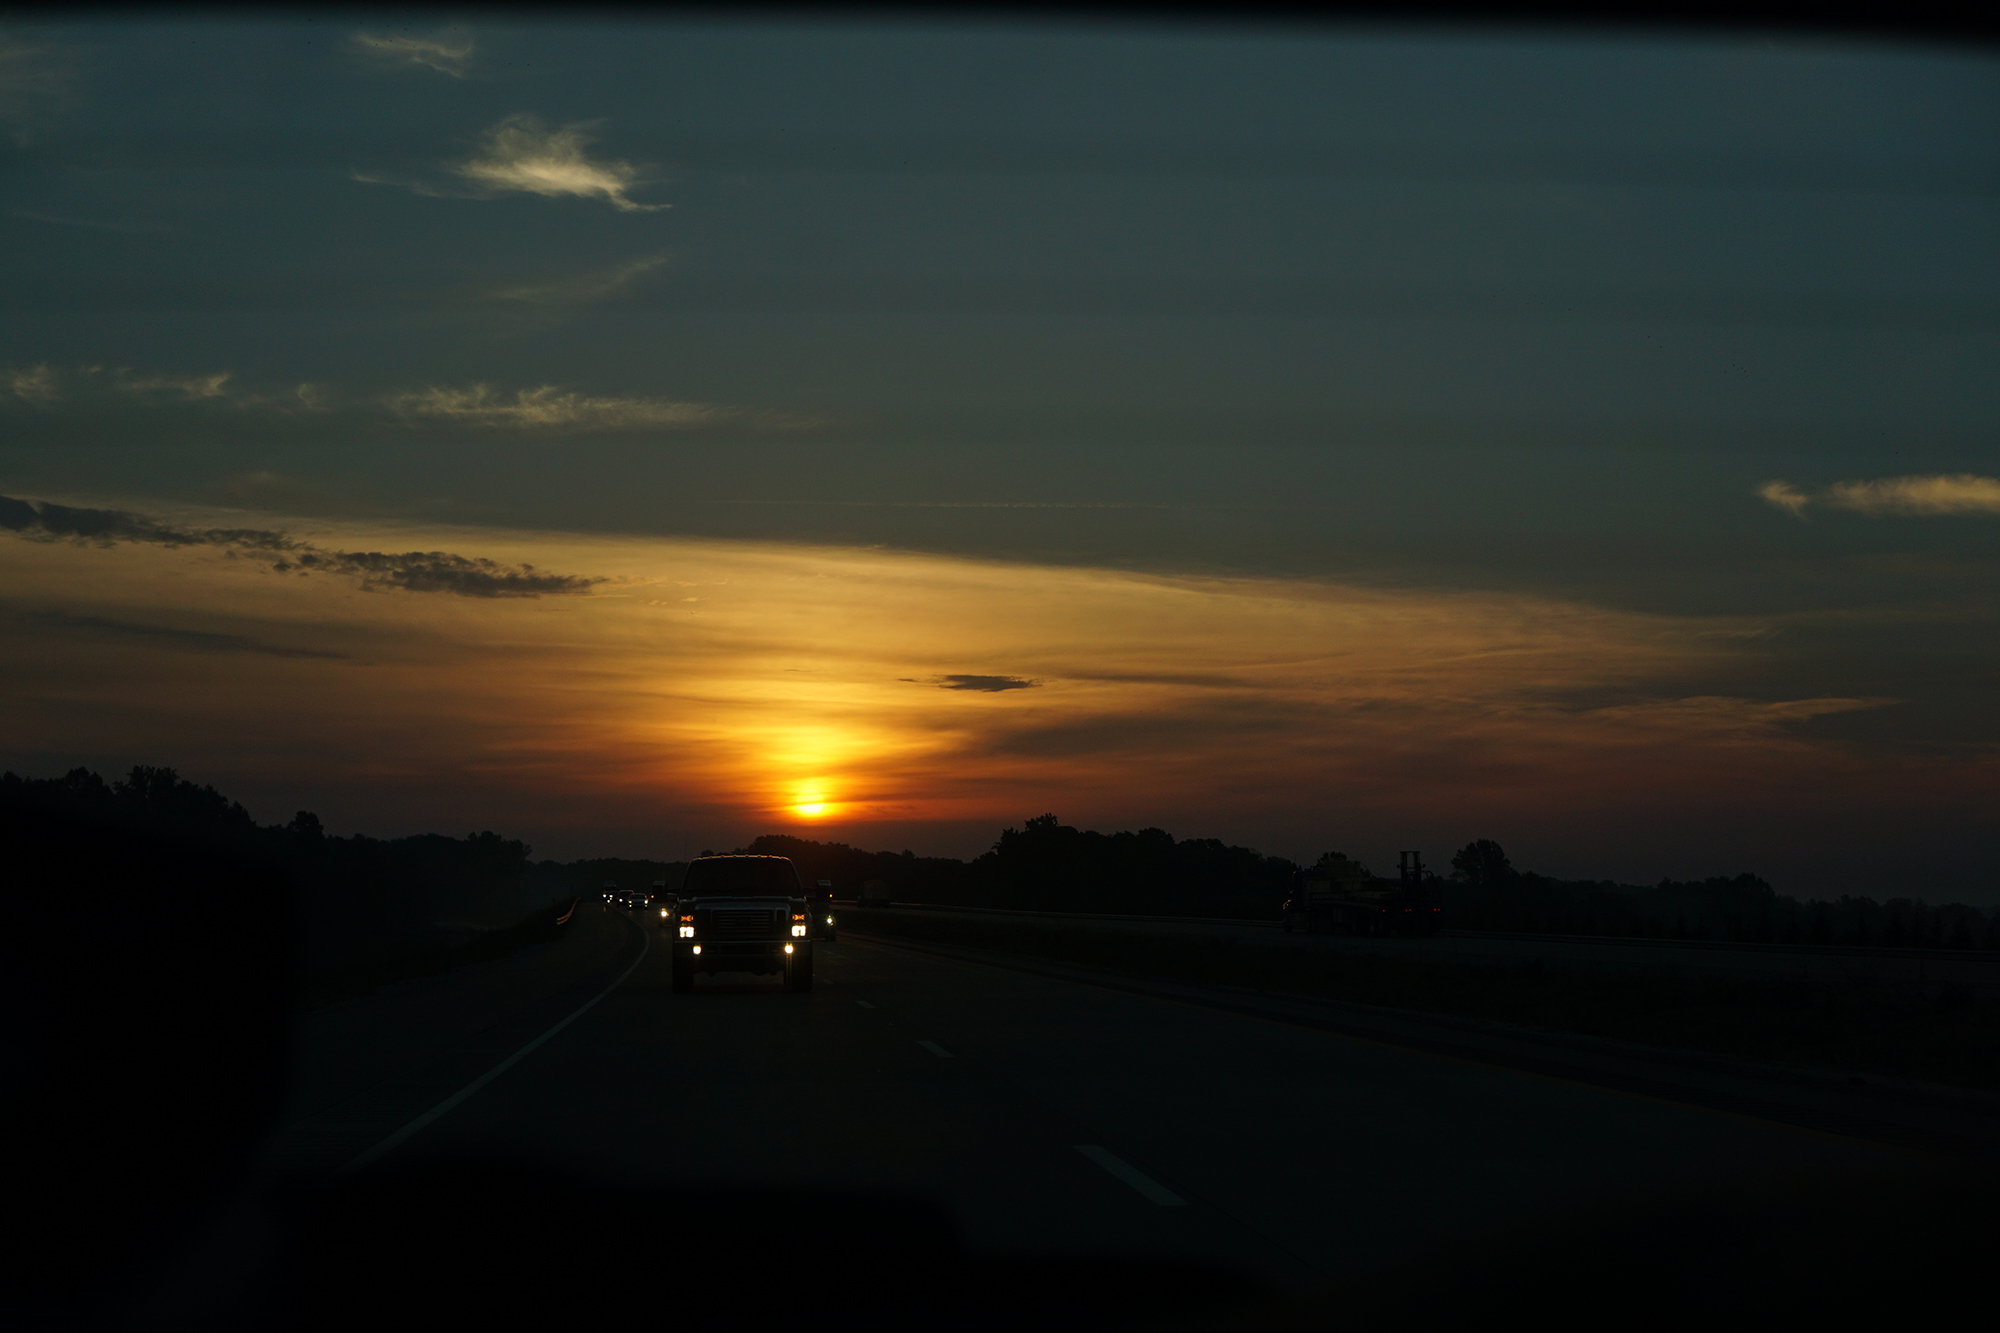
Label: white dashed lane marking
xmin=1075 ymin=1145 xmax=1186 ymax=1205
xmin=917 ymin=1040 xmax=953 ymax=1058
xmin=856 ymin=1000 xmax=875 ymax=1009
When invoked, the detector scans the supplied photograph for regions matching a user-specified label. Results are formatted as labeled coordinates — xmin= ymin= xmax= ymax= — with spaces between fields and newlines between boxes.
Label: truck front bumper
xmin=676 ymin=941 xmax=806 ymax=974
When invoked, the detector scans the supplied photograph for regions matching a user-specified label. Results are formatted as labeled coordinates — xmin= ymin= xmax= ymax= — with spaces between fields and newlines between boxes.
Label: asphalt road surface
xmin=264 ymin=901 xmax=1963 ymax=1297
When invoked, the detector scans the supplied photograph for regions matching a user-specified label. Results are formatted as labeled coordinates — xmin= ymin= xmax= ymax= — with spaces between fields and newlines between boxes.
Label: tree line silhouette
xmin=1 ymin=765 xmax=550 ymax=997
xmin=6 ymin=766 xmax=1990 ymax=957
xmin=735 ymin=813 xmax=1297 ymax=917
xmin=747 ymin=818 xmax=1997 ymax=950
xmin=1445 ymin=838 xmax=1998 ymax=949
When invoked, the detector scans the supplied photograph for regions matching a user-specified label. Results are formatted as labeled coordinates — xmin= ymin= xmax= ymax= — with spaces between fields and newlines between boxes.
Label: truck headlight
xmin=679 ymin=926 xmax=695 ymax=938
xmin=784 ymin=944 xmax=794 ymax=954
xmin=791 ymin=924 xmax=807 ymax=937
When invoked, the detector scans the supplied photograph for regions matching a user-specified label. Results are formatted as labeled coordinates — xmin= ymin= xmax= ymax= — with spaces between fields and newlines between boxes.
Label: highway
xmin=853 ymin=902 xmax=2000 ymax=994
xmin=261 ymin=900 xmax=1990 ymax=1310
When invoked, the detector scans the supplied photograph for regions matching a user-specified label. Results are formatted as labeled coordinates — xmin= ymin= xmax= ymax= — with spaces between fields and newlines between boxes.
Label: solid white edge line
xmin=1075 ymin=1144 xmax=1187 ymax=1205
xmin=342 ymin=915 xmax=651 ymax=1175
xmin=917 ymin=1039 xmax=953 ymax=1058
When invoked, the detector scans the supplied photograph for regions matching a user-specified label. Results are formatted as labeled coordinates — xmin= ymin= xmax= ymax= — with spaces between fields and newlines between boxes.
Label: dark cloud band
xmin=0 ymin=494 xmax=602 ymax=598
xmin=939 ymin=674 xmax=1038 ymax=693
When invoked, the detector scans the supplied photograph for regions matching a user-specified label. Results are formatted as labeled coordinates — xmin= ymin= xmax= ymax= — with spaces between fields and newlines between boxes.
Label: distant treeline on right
xmin=738 ymin=819 xmax=2000 ymax=950
xmin=1434 ymin=839 xmax=1997 ymax=949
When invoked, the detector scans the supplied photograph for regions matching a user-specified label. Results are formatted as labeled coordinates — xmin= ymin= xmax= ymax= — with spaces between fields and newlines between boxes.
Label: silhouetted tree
xmin=1451 ymin=840 xmax=1515 ymax=888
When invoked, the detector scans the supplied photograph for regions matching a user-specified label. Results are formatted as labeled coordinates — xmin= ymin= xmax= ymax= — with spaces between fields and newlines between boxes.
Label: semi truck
xmin=1282 ymin=850 xmax=1443 ymax=937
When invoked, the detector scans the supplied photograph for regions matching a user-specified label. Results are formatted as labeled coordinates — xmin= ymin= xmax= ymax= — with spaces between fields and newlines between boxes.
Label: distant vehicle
xmin=857 ymin=879 xmax=891 ymax=908
xmin=813 ymin=879 xmax=837 ymax=942
xmin=671 ymin=855 xmax=814 ymax=993
xmin=1283 ymin=851 xmax=1442 ymax=937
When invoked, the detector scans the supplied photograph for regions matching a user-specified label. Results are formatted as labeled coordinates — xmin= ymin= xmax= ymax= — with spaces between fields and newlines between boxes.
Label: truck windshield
xmin=681 ymin=858 xmax=802 ymax=897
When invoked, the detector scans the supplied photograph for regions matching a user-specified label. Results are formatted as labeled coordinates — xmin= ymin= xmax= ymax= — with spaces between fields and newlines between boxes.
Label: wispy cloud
xmin=1756 ymin=480 xmax=1810 ymax=519
xmin=117 ymin=370 xmax=232 ymax=400
xmin=350 ymin=29 xmax=475 ymax=78
xmin=1760 ymin=474 xmax=2000 ymax=519
xmin=3 ymin=363 xmax=339 ymax=414
xmin=1826 ymin=474 xmax=2000 ymax=517
xmin=938 ymin=674 xmax=1039 ymax=693
xmin=387 ymin=383 xmax=743 ymax=430
xmin=3 ymin=363 xmax=801 ymax=432
xmin=454 ymin=114 xmax=666 ymax=212
xmin=8 ymin=363 xmax=57 ymax=402
xmin=490 ymin=254 xmax=667 ymax=305
xmin=0 ymin=494 xmax=604 ymax=598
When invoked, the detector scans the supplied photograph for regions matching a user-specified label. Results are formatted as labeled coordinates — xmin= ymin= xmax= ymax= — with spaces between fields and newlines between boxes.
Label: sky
xmin=1 ymin=17 xmax=1995 ymax=899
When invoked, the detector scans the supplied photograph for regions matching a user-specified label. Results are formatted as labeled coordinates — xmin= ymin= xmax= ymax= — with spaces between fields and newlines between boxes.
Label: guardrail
xmin=840 ymin=901 xmax=1997 ymax=964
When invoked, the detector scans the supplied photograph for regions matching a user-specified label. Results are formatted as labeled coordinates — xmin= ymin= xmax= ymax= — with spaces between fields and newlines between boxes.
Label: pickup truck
xmin=671 ymin=855 xmax=814 ymax=993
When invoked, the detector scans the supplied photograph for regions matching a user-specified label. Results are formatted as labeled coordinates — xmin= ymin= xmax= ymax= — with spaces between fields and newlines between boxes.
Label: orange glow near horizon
xmin=0 ymin=511 xmax=1955 ymax=859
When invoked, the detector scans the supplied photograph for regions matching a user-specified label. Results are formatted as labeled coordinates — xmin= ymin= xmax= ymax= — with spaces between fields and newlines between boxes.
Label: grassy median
xmin=842 ymin=910 xmax=2000 ymax=1091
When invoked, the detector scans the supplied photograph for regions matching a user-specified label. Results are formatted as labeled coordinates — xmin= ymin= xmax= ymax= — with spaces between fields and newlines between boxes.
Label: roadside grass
xmin=842 ymin=910 xmax=2000 ymax=1091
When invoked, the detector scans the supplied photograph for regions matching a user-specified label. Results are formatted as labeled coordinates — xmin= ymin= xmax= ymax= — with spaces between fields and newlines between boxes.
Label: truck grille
xmin=709 ymin=908 xmax=779 ymax=939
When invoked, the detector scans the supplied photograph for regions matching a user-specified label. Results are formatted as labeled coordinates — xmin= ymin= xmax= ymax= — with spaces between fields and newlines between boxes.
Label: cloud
xmin=454 ymin=114 xmax=666 ymax=212
xmin=1760 ymin=474 xmax=2000 ymax=519
xmin=1826 ymin=474 xmax=2000 ymax=517
xmin=386 ymin=383 xmax=739 ymax=430
xmin=1756 ymin=480 xmax=1809 ymax=518
xmin=267 ymin=548 xmax=603 ymax=597
xmin=117 ymin=370 xmax=232 ymax=400
xmin=938 ymin=674 xmax=1039 ymax=692
xmin=2 ymin=363 xmax=338 ymax=417
xmin=3 ymin=363 xmax=804 ymax=432
xmin=350 ymin=30 xmax=474 ymax=78
xmin=8 ymin=363 xmax=57 ymax=401
xmin=490 ymin=254 xmax=667 ymax=305
xmin=0 ymin=494 xmax=603 ymax=598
